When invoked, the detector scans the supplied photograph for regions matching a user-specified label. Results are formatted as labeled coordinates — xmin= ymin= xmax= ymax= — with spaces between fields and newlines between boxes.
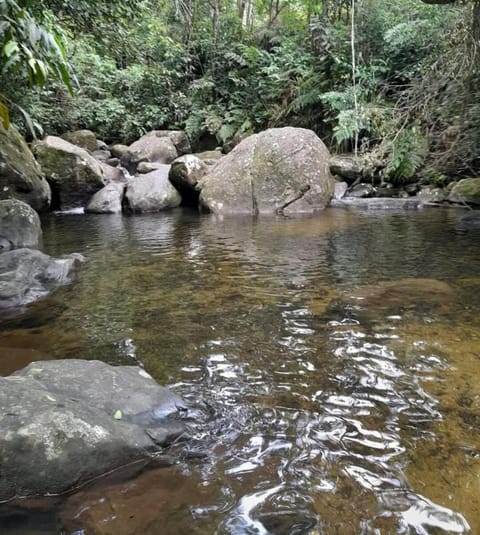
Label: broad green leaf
xmin=3 ymin=40 xmax=18 ymax=57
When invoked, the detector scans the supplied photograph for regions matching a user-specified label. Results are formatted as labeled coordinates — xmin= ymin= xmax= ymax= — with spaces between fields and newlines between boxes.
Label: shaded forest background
xmin=1 ymin=0 xmax=479 ymax=184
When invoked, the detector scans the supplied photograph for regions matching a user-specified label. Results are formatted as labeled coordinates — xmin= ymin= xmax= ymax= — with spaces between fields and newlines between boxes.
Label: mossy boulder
xmin=0 ymin=123 xmax=51 ymax=212
xmin=199 ymin=127 xmax=335 ymax=215
xmin=0 ymin=199 xmax=42 ymax=250
xmin=448 ymin=178 xmax=480 ymax=207
xmin=60 ymin=130 xmax=98 ymax=153
xmin=33 ymin=136 xmax=105 ymax=210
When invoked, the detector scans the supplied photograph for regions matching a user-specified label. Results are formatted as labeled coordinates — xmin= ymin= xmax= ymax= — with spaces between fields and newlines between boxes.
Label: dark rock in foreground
xmin=0 ymin=360 xmax=189 ymax=501
xmin=0 ymin=248 xmax=84 ymax=308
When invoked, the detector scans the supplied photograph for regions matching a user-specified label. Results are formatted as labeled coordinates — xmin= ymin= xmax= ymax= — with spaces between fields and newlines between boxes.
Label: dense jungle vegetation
xmin=0 ymin=0 xmax=479 ymax=184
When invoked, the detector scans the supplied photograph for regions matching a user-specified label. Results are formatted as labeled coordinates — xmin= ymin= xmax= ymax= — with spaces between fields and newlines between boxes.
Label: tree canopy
xmin=1 ymin=0 xmax=478 ymax=180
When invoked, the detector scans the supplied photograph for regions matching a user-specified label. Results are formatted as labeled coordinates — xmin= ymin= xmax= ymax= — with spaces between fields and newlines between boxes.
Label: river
xmin=0 ymin=206 xmax=479 ymax=534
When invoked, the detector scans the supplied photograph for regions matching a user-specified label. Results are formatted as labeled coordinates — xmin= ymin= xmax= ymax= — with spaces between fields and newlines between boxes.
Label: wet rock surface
xmin=0 ymin=248 xmax=84 ymax=308
xmin=0 ymin=359 xmax=190 ymax=501
xmin=331 ymin=197 xmax=423 ymax=210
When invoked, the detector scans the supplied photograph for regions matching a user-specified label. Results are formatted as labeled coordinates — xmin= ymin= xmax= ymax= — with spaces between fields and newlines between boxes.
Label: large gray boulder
xmin=148 ymin=130 xmax=191 ymax=155
xmin=0 ymin=359 xmax=189 ymax=500
xmin=169 ymin=154 xmax=209 ymax=206
xmin=448 ymin=178 xmax=480 ymax=207
xmin=33 ymin=136 xmax=105 ymax=210
xmin=121 ymin=134 xmax=178 ymax=173
xmin=199 ymin=127 xmax=335 ymax=215
xmin=124 ymin=167 xmax=182 ymax=213
xmin=0 ymin=123 xmax=51 ymax=212
xmin=86 ymin=182 xmax=125 ymax=214
xmin=60 ymin=130 xmax=98 ymax=153
xmin=0 ymin=248 xmax=84 ymax=308
xmin=0 ymin=199 xmax=42 ymax=250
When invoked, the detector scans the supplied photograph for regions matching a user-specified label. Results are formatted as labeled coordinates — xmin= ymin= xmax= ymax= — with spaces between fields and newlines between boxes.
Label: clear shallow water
xmin=1 ymin=207 xmax=480 ymax=534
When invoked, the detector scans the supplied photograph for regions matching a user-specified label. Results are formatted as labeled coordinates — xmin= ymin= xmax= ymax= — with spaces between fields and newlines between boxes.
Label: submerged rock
xmin=350 ymin=278 xmax=456 ymax=315
xmin=0 ymin=359 xmax=189 ymax=501
xmin=0 ymin=199 xmax=42 ymax=250
xmin=33 ymin=136 xmax=105 ymax=210
xmin=331 ymin=197 xmax=422 ymax=210
xmin=0 ymin=248 xmax=84 ymax=308
xmin=0 ymin=123 xmax=51 ymax=212
xmin=199 ymin=127 xmax=334 ymax=215
xmin=124 ymin=167 xmax=181 ymax=213
xmin=457 ymin=211 xmax=480 ymax=232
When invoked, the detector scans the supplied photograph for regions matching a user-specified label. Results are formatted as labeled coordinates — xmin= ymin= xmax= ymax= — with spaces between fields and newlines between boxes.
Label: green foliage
xmin=382 ymin=127 xmax=428 ymax=183
xmin=0 ymin=0 xmax=73 ymax=134
xmin=2 ymin=0 xmax=478 ymax=184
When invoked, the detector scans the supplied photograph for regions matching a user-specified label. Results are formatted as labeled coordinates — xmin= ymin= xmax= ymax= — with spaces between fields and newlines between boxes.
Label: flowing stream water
xmin=0 ymin=207 xmax=480 ymax=534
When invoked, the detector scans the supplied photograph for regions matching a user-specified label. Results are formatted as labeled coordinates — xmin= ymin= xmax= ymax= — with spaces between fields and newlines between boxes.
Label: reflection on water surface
xmin=1 ymin=207 xmax=480 ymax=534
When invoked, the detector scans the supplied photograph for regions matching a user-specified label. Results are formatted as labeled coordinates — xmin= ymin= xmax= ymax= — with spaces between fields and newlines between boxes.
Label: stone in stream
xmin=32 ymin=136 xmax=106 ymax=210
xmin=0 ymin=199 xmax=42 ymax=250
xmin=124 ymin=167 xmax=182 ymax=213
xmin=0 ymin=248 xmax=85 ymax=308
xmin=199 ymin=127 xmax=335 ymax=215
xmin=169 ymin=154 xmax=209 ymax=206
xmin=86 ymin=182 xmax=125 ymax=214
xmin=0 ymin=359 xmax=191 ymax=501
xmin=349 ymin=278 xmax=456 ymax=316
